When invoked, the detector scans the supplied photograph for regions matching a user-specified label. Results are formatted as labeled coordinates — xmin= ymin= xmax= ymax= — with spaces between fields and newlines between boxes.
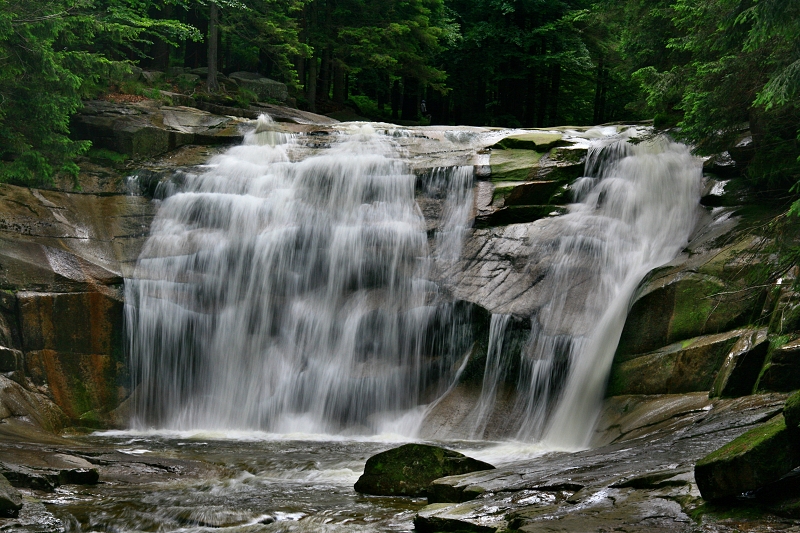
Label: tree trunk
xmin=206 ymin=2 xmax=220 ymax=92
xmin=306 ymin=56 xmax=318 ymax=112
xmin=593 ymin=56 xmax=606 ymax=124
xmin=391 ymin=79 xmax=401 ymax=119
xmin=547 ymin=63 xmax=561 ymax=126
xmin=332 ymin=61 xmax=346 ymax=105
xmin=401 ymin=77 xmax=420 ymax=120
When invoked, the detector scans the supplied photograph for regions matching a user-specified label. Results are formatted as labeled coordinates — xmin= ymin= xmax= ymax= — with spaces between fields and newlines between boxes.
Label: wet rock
xmin=0 ymin=345 xmax=22 ymax=372
xmin=474 ymin=204 xmax=566 ymax=228
xmin=488 ymin=149 xmax=543 ymax=181
xmin=757 ymin=338 xmax=800 ymax=392
xmin=413 ymin=512 xmax=496 ymax=533
xmin=703 ymin=151 xmax=739 ymax=177
xmin=0 ymin=473 xmax=22 ymax=518
xmin=353 ymin=444 xmax=494 ymax=497
xmin=616 ymin=270 xmax=765 ymax=358
xmin=695 ymin=414 xmax=800 ymax=500
xmin=607 ymin=330 xmax=745 ymax=396
xmin=709 ymin=328 xmax=769 ymax=398
xmin=0 ymin=463 xmax=58 ymax=491
xmin=491 ymin=132 xmax=565 ymax=151
xmin=228 ymin=72 xmax=288 ymax=102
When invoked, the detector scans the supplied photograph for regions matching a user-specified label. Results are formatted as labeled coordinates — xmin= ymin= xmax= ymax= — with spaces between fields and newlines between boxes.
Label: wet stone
xmin=695 ymin=414 xmax=800 ymax=500
xmin=354 ymin=443 xmax=494 ymax=497
xmin=0 ymin=473 xmax=23 ymax=518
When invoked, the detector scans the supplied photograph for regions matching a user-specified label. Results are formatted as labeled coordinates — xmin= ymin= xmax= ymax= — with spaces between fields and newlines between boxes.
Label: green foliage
xmin=0 ymin=0 xmax=198 ymax=186
xmin=622 ymin=0 xmax=799 ymax=188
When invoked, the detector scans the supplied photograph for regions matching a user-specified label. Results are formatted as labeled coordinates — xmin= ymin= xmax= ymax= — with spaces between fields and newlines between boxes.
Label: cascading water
xmin=507 ymin=130 xmax=702 ymax=448
xmin=126 ymin=117 xmax=474 ymax=433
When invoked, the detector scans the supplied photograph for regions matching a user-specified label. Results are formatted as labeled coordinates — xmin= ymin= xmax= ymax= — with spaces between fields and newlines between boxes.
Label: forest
xmin=0 ymin=0 xmax=797 ymax=199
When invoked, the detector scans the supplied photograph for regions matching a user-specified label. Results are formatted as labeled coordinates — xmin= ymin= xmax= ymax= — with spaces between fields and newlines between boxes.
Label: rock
xmin=228 ymin=72 xmax=288 ymax=102
xmin=488 ymin=149 xmax=544 ymax=181
xmin=58 ymin=467 xmax=99 ymax=485
xmin=413 ymin=513 xmax=496 ymax=533
xmin=141 ymin=70 xmax=163 ymax=83
xmin=709 ymin=328 xmax=769 ymax=398
xmin=72 ymin=100 xmax=247 ymax=159
xmin=607 ymin=330 xmax=745 ymax=396
xmin=757 ymin=338 xmax=800 ymax=392
xmin=694 ymin=414 xmax=800 ymax=500
xmin=159 ymin=91 xmax=197 ymax=107
xmin=0 ymin=375 xmax=68 ymax=432
xmin=785 ymin=390 xmax=800 ymax=436
xmin=122 ymin=65 xmax=143 ymax=82
xmin=616 ymin=270 xmax=765 ymax=358
xmin=703 ymin=152 xmax=739 ymax=177
xmin=353 ymin=444 xmax=494 ymax=497
xmin=474 ymin=205 xmax=566 ymax=228
xmin=491 ymin=132 xmax=565 ymax=151
xmin=0 ymin=345 xmax=22 ymax=372
xmin=0 ymin=473 xmax=22 ymax=518
xmin=17 ymin=291 xmax=127 ymax=424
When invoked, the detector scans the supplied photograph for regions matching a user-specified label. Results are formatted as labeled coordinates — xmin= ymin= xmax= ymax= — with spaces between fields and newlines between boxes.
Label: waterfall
xmin=513 ymin=131 xmax=702 ymax=448
xmin=126 ymin=117 xmax=473 ymax=433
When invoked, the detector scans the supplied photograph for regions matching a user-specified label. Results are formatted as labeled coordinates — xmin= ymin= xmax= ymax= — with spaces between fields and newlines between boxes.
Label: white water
xmin=514 ymin=131 xmax=702 ymax=448
xmin=127 ymin=120 xmax=701 ymax=447
xmin=126 ymin=116 xmax=474 ymax=434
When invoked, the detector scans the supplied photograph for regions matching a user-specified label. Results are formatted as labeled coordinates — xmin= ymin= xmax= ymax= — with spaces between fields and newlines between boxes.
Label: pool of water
xmin=34 ymin=432 xmax=550 ymax=533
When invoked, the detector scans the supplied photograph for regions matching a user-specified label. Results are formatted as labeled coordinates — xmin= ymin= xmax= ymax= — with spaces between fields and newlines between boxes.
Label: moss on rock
xmin=695 ymin=414 xmax=800 ymax=500
xmin=354 ymin=444 xmax=494 ymax=497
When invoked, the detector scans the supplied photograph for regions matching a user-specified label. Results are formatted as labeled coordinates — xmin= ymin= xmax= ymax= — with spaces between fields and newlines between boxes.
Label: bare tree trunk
xmin=207 ymin=2 xmax=220 ymax=92
xmin=332 ymin=61 xmax=346 ymax=105
xmin=306 ymin=56 xmax=318 ymax=112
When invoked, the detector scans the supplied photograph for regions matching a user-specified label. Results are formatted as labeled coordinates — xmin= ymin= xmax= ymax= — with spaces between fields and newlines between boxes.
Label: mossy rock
xmin=491 ymin=132 xmax=565 ymax=151
xmin=354 ymin=444 xmax=494 ymax=497
xmin=489 ymin=150 xmax=543 ymax=181
xmin=695 ymin=414 xmax=800 ymax=501
xmin=607 ymin=330 xmax=743 ymax=396
xmin=616 ymin=272 xmax=765 ymax=358
xmin=784 ymin=390 xmax=800 ymax=436
xmin=757 ymin=339 xmax=800 ymax=392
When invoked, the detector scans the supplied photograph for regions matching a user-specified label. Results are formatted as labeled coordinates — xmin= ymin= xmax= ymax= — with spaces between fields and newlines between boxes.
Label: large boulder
xmin=354 ymin=444 xmax=494 ymax=497
xmin=0 ymin=473 xmax=22 ymax=518
xmin=695 ymin=414 xmax=800 ymax=500
xmin=228 ymin=72 xmax=288 ymax=102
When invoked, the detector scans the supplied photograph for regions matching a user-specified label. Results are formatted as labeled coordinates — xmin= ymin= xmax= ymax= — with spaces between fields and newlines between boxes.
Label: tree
xmin=0 ymin=0 xmax=197 ymax=185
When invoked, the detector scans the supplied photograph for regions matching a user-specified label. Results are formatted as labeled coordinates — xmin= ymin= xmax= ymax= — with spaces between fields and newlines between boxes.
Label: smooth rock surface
xmin=354 ymin=444 xmax=494 ymax=497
